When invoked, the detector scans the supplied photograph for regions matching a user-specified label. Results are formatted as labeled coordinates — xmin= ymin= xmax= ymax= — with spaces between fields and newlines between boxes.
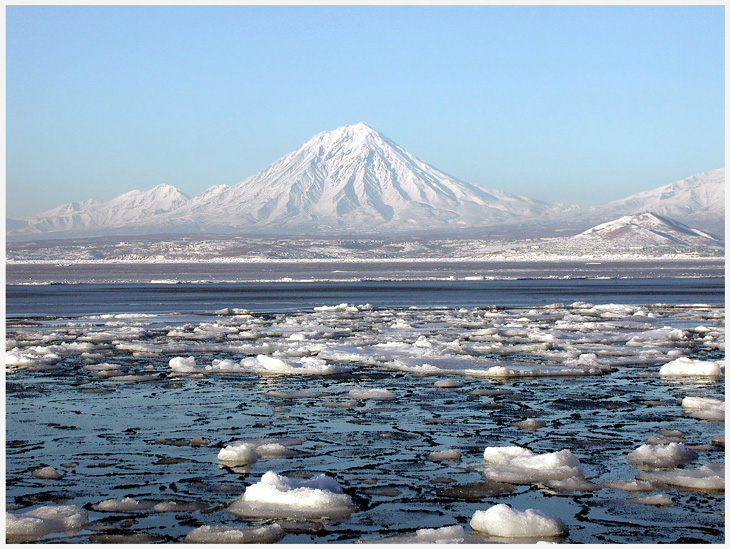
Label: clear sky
xmin=6 ymin=5 xmax=725 ymax=218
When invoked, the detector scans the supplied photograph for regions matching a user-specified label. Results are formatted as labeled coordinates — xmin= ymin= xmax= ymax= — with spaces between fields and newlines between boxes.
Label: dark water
xmin=6 ymin=277 xmax=726 ymax=318
xmin=5 ymin=271 xmax=726 ymax=544
xmin=6 ymin=257 xmax=725 ymax=285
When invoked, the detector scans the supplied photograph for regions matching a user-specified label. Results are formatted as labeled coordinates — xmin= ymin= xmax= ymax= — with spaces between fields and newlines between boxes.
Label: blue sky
xmin=6 ymin=5 xmax=724 ymax=217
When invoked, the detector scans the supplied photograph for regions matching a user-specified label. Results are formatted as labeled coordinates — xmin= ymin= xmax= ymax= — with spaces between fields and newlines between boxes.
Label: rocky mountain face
xmin=7 ymin=124 xmax=725 ymax=240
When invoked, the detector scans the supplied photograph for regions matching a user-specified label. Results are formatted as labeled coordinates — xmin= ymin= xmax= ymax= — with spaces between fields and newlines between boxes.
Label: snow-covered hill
xmin=590 ymin=168 xmax=724 ymax=235
xmin=569 ymin=212 xmax=723 ymax=249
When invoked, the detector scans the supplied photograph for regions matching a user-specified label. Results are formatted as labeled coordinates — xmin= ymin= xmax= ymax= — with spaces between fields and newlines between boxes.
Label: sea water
xmin=5 ymin=263 xmax=725 ymax=543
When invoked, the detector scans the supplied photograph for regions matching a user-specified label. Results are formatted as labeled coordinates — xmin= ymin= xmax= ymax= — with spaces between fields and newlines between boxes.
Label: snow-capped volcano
xmin=166 ymin=122 xmax=560 ymax=233
xmin=6 ymin=124 xmax=724 ymax=240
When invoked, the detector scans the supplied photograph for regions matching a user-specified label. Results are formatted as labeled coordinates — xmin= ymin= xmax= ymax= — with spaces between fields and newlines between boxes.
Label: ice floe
xmin=659 ymin=357 xmax=724 ymax=377
xmin=218 ymin=442 xmax=261 ymax=466
xmin=681 ymin=396 xmax=725 ymax=421
xmin=470 ymin=504 xmax=566 ymax=538
xmin=227 ymin=471 xmax=355 ymax=519
xmin=638 ymin=464 xmax=725 ymax=491
xmin=482 ymin=446 xmax=587 ymax=484
xmin=628 ymin=494 xmax=673 ymax=506
xmin=627 ymin=442 xmax=698 ymax=469
xmin=32 ymin=466 xmax=64 ymax=479
xmin=5 ymin=505 xmax=89 ymax=542
xmin=184 ymin=523 xmax=285 ymax=543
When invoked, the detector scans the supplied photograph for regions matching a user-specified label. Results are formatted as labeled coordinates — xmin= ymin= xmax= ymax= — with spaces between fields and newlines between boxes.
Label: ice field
xmin=5 ymin=276 xmax=726 ymax=543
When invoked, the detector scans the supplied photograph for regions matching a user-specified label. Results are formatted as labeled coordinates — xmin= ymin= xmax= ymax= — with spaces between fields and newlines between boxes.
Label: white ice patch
xmin=227 ymin=471 xmax=355 ymax=519
xmin=470 ymin=504 xmax=566 ymax=538
xmin=681 ymin=396 xmax=725 ymax=421
xmin=627 ymin=443 xmax=698 ymax=468
xmin=349 ymin=388 xmax=396 ymax=400
xmin=313 ymin=303 xmax=360 ymax=313
xmin=184 ymin=523 xmax=285 ymax=544
xmin=628 ymin=494 xmax=673 ymax=506
xmin=5 ymin=505 xmax=89 ymax=542
xmin=638 ymin=464 xmax=725 ymax=491
xmin=218 ymin=442 xmax=260 ymax=466
xmin=659 ymin=357 xmax=724 ymax=377
xmin=5 ymin=349 xmax=60 ymax=371
xmin=482 ymin=446 xmax=586 ymax=484
xmin=601 ymin=479 xmax=656 ymax=492
xmin=32 ymin=466 xmax=64 ymax=479
xmin=626 ymin=327 xmax=687 ymax=346
xmin=244 ymin=354 xmax=351 ymax=375
xmin=428 ymin=449 xmax=462 ymax=461
xmin=415 ymin=525 xmax=466 ymax=543
xmin=96 ymin=497 xmax=155 ymax=512
xmin=169 ymin=356 xmax=198 ymax=373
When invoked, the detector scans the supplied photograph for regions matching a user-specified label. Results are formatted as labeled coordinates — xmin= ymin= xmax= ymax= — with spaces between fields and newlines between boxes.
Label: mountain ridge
xmin=7 ymin=124 xmax=725 ymax=239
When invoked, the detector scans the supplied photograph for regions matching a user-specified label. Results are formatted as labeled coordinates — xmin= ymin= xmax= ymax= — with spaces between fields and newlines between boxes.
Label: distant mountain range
xmin=7 ymin=123 xmax=725 ymax=240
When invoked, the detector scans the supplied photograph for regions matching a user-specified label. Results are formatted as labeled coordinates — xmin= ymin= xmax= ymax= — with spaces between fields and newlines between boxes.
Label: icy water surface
xmin=5 ymin=279 xmax=725 ymax=543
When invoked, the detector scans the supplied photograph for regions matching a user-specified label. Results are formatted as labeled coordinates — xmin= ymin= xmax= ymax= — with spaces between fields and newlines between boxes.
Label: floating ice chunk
xmin=184 ymin=523 xmax=285 ymax=544
xmin=470 ymin=504 xmax=566 ymax=538
xmin=169 ymin=356 xmax=198 ymax=373
xmin=638 ymin=464 xmax=724 ymax=491
xmin=483 ymin=447 xmax=585 ymax=484
xmin=96 ymin=497 xmax=155 ymax=512
xmin=433 ymin=379 xmax=463 ymax=388
xmin=218 ymin=442 xmax=260 ymax=466
xmin=255 ymin=443 xmax=289 ymax=457
xmin=313 ymin=303 xmax=359 ymax=312
xmin=215 ymin=307 xmax=251 ymax=316
xmin=206 ymin=359 xmax=246 ymax=372
xmin=32 ymin=466 xmax=64 ymax=479
xmin=349 ymin=388 xmax=396 ymax=400
xmin=628 ymin=494 xmax=673 ymax=506
xmin=483 ymin=446 xmax=532 ymax=464
xmin=627 ymin=327 xmax=687 ymax=346
xmin=513 ymin=418 xmax=546 ymax=431
xmin=5 ymin=350 xmax=60 ymax=371
xmin=107 ymin=374 xmax=158 ymax=383
xmin=428 ymin=449 xmax=462 ymax=461
xmin=627 ymin=442 xmax=698 ymax=468
xmin=228 ymin=471 xmax=355 ymax=519
xmin=153 ymin=500 xmax=207 ymax=512
xmin=601 ymin=479 xmax=656 ymax=492
xmin=5 ymin=505 xmax=89 ymax=542
xmin=682 ymin=396 xmax=725 ymax=421
xmin=542 ymin=477 xmax=599 ymax=492
xmin=659 ymin=357 xmax=723 ymax=377
xmin=483 ymin=366 xmax=518 ymax=377
xmin=246 ymin=354 xmax=350 ymax=375
xmin=84 ymin=362 xmax=122 ymax=372
xmin=415 ymin=525 xmax=466 ymax=543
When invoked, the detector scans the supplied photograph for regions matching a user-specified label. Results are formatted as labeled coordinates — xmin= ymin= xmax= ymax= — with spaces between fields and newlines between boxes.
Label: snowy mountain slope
xmin=159 ymin=123 xmax=562 ymax=233
xmin=590 ymin=168 xmax=724 ymax=234
xmin=569 ymin=212 xmax=723 ymax=248
xmin=6 ymin=123 xmax=725 ymax=240
xmin=12 ymin=184 xmax=190 ymax=235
